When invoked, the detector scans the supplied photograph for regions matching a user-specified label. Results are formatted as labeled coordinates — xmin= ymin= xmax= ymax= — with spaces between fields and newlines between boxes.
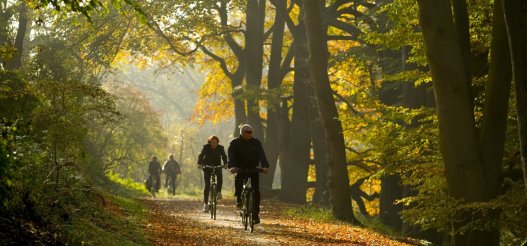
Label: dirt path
xmin=139 ymin=197 xmax=417 ymax=246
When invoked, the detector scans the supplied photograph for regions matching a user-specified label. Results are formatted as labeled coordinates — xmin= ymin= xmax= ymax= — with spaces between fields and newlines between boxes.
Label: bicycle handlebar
xmin=201 ymin=165 xmax=227 ymax=169
xmin=230 ymin=167 xmax=267 ymax=174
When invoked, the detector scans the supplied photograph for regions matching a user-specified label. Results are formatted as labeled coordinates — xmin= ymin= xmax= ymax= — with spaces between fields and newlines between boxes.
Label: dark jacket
xmin=198 ymin=144 xmax=227 ymax=166
xmin=228 ymin=135 xmax=269 ymax=169
xmin=163 ymin=159 xmax=181 ymax=176
xmin=148 ymin=160 xmax=162 ymax=176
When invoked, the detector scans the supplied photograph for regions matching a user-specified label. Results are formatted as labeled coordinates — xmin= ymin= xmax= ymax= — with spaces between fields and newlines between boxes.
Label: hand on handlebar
xmin=260 ymin=168 xmax=270 ymax=174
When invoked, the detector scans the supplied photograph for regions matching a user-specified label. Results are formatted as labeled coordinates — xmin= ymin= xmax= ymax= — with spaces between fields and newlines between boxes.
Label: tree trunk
xmin=303 ymin=0 xmax=355 ymax=222
xmin=452 ymin=0 xmax=472 ymax=93
xmin=417 ymin=0 xmax=508 ymax=244
xmin=479 ymin=0 xmax=512 ymax=201
xmin=278 ymin=97 xmax=291 ymax=194
xmin=262 ymin=0 xmax=287 ymax=194
xmin=309 ymin=85 xmax=329 ymax=204
xmin=280 ymin=13 xmax=311 ymax=203
xmin=502 ymin=0 xmax=527 ymax=197
xmin=245 ymin=0 xmax=266 ymax=140
xmin=379 ymin=175 xmax=403 ymax=230
xmin=5 ymin=2 xmax=27 ymax=70
xmin=232 ymin=72 xmax=247 ymax=137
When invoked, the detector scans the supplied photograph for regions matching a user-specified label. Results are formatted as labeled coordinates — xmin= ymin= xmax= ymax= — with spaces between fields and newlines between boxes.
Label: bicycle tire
xmin=210 ymin=184 xmax=216 ymax=219
xmin=151 ymin=177 xmax=157 ymax=198
xmin=248 ymin=191 xmax=254 ymax=232
xmin=242 ymin=192 xmax=248 ymax=230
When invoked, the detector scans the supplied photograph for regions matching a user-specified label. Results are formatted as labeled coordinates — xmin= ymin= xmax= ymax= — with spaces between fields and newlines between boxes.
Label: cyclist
xmin=228 ymin=124 xmax=269 ymax=224
xmin=163 ymin=154 xmax=181 ymax=195
xmin=198 ymin=135 xmax=227 ymax=212
xmin=148 ymin=156 xmax=162 ymax=193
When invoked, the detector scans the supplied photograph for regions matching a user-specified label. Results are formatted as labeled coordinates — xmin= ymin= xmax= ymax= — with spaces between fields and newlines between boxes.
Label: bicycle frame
xmin=150 ymin=175 xmax=158 ymax=198
xmin=166 ymin=174 xmax=176 ymax=196
xmin=236 ymin=168 xmax=261 ymax=232
xmin=202 ymin=165 xmax=224 ymax=220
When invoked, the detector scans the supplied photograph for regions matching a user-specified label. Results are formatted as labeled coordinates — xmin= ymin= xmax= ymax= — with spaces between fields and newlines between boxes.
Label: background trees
xmin=1 ymin=0 xmax=527 ymax=244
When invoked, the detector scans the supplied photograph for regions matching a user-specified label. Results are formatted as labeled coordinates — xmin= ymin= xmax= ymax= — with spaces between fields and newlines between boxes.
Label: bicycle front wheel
xmin=248 ymin=191 xmax=254 ymax=232
xmin=210 ymin=184 xmax=217 ymax=219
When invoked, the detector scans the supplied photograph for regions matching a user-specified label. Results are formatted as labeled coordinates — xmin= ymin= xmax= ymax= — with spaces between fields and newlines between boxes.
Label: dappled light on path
xmin=139 ymin=197 xmax=416 ymax=245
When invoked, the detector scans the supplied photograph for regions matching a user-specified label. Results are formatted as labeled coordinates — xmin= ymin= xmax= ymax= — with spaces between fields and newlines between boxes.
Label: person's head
xmin=168 ymin=154 xmax=175 ymax=160
xmin=240 ymin=124 xmax=253 ymax=140
xmin=151 ymin=155 xmax=157 ymax=161
xmin=208 ymin=135 xmax=219 ymax=148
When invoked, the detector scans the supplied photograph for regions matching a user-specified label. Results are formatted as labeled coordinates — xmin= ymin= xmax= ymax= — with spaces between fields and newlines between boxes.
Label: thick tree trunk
xmin=261 ymin=0 xmax=287 ymax=194
xmin=417 ymin=0 xmax=508 ymax=245
xmin=452 ymin=0 xmax=472 ymax=93
xmin=479 ymin=0 xmax=512 ymax=201
xmin=232 ymin=73 xmax=247 ymax=137
xmin=5 ymin=2 xmax=27 ymax=70
xmin=245 ymin=0 xmax=266 ymax=140
xmin=417 ymin=0 xmax=485 ymax=202
xmin=303 ymin=0 xmax=355 ymax=222
xmin=278 ymin=97 xmax=291 ymax=193
xmin=280 ymin=15 xmax=311 ymax=203
xmin=379 ymin=175 xmax=403 ymax=230
xmin=502 ymin=0 xmax=527 ymax=197
xmin=309 ymin=86 xmax=329 ymax=204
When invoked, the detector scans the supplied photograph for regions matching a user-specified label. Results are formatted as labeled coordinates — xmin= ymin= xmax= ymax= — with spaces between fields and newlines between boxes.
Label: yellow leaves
xmin=192 ymin=65 xmax=234 ymax=125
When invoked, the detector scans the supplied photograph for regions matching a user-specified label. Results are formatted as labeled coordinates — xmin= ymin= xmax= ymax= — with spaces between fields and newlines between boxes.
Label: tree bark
xmin=417 ymin=0 xmax=509 ymax=244
xmin=245 ymin=0 xmax=266 ymax=140
xmin=280 ymin=12 xmax=311 ymax=203
xmin=479 ymin=0 xmax=512 ymax=201
xmin=261 ymin=0 xmax=287 ymax=194
xmin=303 ymin=0 xmax=355 ymax=222
xmin=502 ymin=0 xmax=527 ymax=197
xmin=5 ymin=2 xmax=27 ymax=70
xmin=309 ymin=84 xmax=329 ymax=204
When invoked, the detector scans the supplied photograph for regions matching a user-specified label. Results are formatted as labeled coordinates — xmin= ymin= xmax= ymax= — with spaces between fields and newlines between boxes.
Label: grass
xmin=58 ymin=175 xmax=149 ymax=245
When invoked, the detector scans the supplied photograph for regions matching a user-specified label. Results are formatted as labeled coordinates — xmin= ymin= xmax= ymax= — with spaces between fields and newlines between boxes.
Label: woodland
xmin=1 ymin=0 xmax=527 ymax=245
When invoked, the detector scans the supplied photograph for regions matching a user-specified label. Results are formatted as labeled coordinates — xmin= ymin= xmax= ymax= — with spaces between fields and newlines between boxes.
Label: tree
xmin=503 ymin=0 xmax=527 ymax=197
xmin=416 ymin=0 xmax=512 ymax=244
xmin=303 ymin=0 xmax=355 ymax=222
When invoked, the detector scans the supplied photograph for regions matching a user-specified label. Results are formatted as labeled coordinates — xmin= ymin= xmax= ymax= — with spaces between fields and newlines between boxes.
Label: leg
xmin=234 ymin=172 xmax=245 ymax=206
xmin=203 ymin=169 xmax=211 ymax=204
xmin=217 ymin=170 xmax=223 ymax=192
xmin=251 ymin=173 xmax=260 ymax=213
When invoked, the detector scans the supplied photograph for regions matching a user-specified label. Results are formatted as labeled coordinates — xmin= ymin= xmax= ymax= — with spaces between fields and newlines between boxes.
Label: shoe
xmin=254 ymin=214 xmax=260 ymax=224
xmin=217 ymin=192 xmax=222 ymax=200
xmin=202 ymin=203 xmax=209 ymax=213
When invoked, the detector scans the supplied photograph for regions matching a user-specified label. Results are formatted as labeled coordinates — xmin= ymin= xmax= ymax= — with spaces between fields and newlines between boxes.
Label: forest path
xmin=138 ymin=196 xmax=416 ymax=245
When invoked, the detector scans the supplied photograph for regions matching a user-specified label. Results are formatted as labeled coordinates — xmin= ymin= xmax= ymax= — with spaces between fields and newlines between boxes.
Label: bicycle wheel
xmin=151 ymin=178 xmax=156 ymax=198
xmin=210 ymin=184 xmax=217 ymax=219
xmin=248 ymin=191 xmax=254 ymax=232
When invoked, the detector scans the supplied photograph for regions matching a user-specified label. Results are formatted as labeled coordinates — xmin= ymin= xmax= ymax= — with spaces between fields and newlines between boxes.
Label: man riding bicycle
xmin=198 ymin=135 xmax=228 ymax=212
xmin=163 ymin=154 xmax=181 ymax=195
xmin=228 ymin=124 xmax=269 ymax=224
xmin=148 ymin=156 xmax=162 ymax=193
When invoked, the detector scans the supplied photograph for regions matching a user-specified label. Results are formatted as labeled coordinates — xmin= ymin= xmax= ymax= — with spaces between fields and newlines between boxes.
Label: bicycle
xmin=234 ymin=168 xmax=263 ymax=232
xmin=166 ymin=174 xmax=176 ymax=196
xmin=149 ymin=175 xmax=159 ymax=198
xmin=202 ymin=165 xmax=225 ymax=220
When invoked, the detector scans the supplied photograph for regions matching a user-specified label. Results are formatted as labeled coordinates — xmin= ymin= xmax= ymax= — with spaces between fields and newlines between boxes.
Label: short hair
xmin=208 ymin=135 xmax=219 ymax=144
xmin=151 ymin=156 xmax=157 ymax=160
xmin=168 ymin=154 xmax=175 ymax=159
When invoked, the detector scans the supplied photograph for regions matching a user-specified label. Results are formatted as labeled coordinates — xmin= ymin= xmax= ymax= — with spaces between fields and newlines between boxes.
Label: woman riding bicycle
xmin=197 ymin=135 xmax=227 ymax=212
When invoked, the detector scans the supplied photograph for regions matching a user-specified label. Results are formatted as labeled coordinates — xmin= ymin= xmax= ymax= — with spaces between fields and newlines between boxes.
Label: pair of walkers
xmin=197 ymin=124 xmax=270 ymax=224
xmin=147 ymin=154 xmax=181 ymax=194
